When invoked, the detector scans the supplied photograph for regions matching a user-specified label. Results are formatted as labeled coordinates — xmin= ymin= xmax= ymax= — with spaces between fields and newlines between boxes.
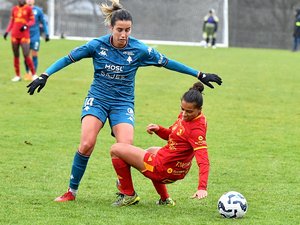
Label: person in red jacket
xmin=110 ymin=82 xmax=210 ymax=207
xmin=3 ymin=0 xmax=36 ymax=82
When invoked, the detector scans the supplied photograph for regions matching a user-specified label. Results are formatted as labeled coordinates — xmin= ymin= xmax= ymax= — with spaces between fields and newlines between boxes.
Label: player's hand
xmin=191 ymin=190 xmax=208 ymax=199
xmin=20 ymin=25 xmax=28 ymax=32
xmin=146 ymin=124 xmax=159 ymax=134
xmin=3 ymin=32 xmax=8 ymax=40
xmin=198 ymin=72 xmax=222 ymax=88
xmin=45 ymin=35 xmax=50 ymax=42
xmin=27 ymin=74 xmax=48 ymax=95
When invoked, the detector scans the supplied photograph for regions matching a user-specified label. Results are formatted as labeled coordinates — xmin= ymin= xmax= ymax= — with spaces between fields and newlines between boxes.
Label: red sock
xmin=152 ymin=180 xmax=169 ymax=201
xmin=24 ymin=56 xmax=36 ymax=75
xmin=111 ymin=158 xmax=134 ymax=196
xmin=14 ymin=57 xmax=20 ymax=76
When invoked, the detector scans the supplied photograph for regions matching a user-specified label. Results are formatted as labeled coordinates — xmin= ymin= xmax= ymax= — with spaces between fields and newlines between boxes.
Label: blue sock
xmin=24 ymin=60 xmax=29 ymax=73
xmin=32 ymin=56 xmax=38 ymax=72
xmin=69 ymin=151 xmax=90 ymax=190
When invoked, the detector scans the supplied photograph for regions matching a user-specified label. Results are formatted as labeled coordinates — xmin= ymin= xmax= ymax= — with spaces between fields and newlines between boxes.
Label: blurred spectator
xmin=292 ymin=9 xmax=300 ymax=52
xmin=202 ymin=9 xmax=219 ymax=49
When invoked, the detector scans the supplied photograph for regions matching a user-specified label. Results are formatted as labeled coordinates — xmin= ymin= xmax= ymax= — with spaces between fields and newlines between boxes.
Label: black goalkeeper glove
xmin=45 ymin=35 xmax=50 ymax=42
xmin=27 ymin=74 xmax=48 ymax=95
xmin=20 ymin=25 xmax=28 ymax=32
xmin=197 ymin=72 xmax=222 ymax=88
xmin=3 ymin=32 xmax=8 ymax=40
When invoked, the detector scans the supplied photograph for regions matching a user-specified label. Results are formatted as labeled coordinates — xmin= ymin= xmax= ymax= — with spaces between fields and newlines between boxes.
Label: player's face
xmin=110 ymin=20 xmax=132 ymax=48
xmin=180 ymin=100 xmax=201 ymax=122
xmin=18 ymin=0 xmax=26 ymax=6
xmin=26 ymin=0 xmax=34 ymax=5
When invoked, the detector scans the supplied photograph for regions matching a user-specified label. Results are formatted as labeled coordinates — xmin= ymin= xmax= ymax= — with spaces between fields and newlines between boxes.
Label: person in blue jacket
xmin=27 ymin=0 xmax=222 ymax=203
xmin=24 ymin=0 xmax=49 ymax=80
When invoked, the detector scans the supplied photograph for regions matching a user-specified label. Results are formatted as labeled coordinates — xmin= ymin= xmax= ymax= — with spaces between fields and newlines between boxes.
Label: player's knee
xmin=110 ymin=143 xmax=123 ymax=156
xmin=79 ymin=140 xmax=96 ymax=154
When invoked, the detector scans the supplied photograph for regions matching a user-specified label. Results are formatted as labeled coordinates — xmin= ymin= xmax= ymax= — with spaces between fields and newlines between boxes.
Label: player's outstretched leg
xmin=54 ymin=151 xmax=90 ymax=202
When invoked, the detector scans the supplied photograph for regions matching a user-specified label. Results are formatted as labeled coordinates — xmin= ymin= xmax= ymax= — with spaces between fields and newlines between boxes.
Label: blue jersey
xmin=30 ymin=6 xmax=48 ymax=41
xmin=45 ymin=35 xmax=199 ymax=104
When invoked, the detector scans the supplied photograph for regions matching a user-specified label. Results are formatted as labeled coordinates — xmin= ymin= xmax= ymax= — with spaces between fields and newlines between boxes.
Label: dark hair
xmin=111 ymin=9 xmax=132 ymax=26
xmin=100 ymin=0 xmax=132 ymax=26
xmin=181 ymin=82 xmax=204 ymax=108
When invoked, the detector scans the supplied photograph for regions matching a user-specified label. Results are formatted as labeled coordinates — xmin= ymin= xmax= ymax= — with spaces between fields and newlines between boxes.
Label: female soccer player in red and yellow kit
xmin=3 ymin=0 xmax=36 ymax=82
xmin=110 ymin=82 xmax=210 ymax=206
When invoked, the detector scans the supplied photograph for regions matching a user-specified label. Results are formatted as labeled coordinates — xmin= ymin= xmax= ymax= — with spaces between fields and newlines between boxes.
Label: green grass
xmin=0 ymin=39 xmax=299 ymax=225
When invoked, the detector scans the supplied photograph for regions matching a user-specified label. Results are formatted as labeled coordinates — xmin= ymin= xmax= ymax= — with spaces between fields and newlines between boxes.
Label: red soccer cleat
xmin=54 ymin=189 xmax=76 ymax=202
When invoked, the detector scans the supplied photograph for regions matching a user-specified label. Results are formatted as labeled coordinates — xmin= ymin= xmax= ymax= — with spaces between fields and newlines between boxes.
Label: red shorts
xmin=142 ymin=152 xmax=186 ymax=184
xmin=11 ymin=36 xmax=30 ymax=44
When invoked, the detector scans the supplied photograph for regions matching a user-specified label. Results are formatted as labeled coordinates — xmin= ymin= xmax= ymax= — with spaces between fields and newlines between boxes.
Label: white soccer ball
xmin=217 ymin=191 xmax=248 ymax=218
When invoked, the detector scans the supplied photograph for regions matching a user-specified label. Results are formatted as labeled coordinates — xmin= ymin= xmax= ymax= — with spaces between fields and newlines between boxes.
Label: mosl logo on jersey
xmin=105 ymin=64 xmax=124 ymax=72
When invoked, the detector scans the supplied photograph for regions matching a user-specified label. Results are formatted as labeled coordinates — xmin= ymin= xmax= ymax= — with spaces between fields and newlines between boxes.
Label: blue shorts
xmin=30 ymin=39 xmax=40 ymax=51
xmin=81 ymin=97 xmax=135 ymax=128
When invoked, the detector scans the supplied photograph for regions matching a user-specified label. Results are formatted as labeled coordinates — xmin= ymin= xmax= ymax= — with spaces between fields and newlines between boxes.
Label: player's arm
xmin=164 ymin=59 xmax=222 ymax=88
xmin=188 ymin=128 xmax=209 ymax=199
xmin=155 ymin=125 xmax=171 ymax=140
xmin=146 ymin=123 xmax=171 ymax=140
xmin=4 ymin=11 xmax=14 ymax=39
xmin=191 ymin=148 xmax=209 ymax=200
xmin=20 ymin=8 xmax=35 ymax=32
xmin=26 ymin=56 xmax=73 ymax=95
xmin=140 ymin=45 xmax=222 ymax=88
xmin=20 ymin=7 xmax=35 ymax=32
xmin=27 ymin=7 xmax=35 ymax=27
xmin=5 ymin=18 xmax=13 ymax=33
xmin=202 ymin=20 xmax=207 ymax=31
xmin=41 ymin=10 xmax=49 ymax=39
xmin=214 ymin=16 xmax=219 ymax=32
xmin=194 ymin=148 xmax=210 ymax=191
xmin=27 ymin=42 xmax=94 ymax=95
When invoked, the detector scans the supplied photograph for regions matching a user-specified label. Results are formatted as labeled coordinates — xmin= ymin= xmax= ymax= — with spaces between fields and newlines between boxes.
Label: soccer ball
xmin=217 ymin=191 xmax=248 ymax=218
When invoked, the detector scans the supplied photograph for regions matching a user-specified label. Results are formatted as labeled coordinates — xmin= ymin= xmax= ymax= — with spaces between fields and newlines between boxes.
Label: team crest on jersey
xmin=147 ymin=47 xmax=153 ymax=54
xmin=176 ymin=125 xmax=185 ymax=136
xmin=127 ymin=56 xmax=133 ymax=64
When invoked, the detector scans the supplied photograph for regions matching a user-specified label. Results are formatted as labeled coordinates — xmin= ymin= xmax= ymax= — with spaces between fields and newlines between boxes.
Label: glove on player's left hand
xmin=198 ymin=72 xmax=222 ymax=88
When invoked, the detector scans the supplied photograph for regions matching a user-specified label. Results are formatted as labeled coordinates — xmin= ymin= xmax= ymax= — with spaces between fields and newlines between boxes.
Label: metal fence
xmin=1 ymin=0 xmax=300 ymax=49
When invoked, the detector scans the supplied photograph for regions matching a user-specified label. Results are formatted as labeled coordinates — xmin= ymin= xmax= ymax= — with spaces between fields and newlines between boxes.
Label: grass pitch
xmin=0 ymin=39 xmax=299 ymax=225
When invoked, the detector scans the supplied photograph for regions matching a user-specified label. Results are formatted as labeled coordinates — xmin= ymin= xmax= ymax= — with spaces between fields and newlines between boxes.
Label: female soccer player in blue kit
xmin=27 ymin=0 xmax=222 ymax=202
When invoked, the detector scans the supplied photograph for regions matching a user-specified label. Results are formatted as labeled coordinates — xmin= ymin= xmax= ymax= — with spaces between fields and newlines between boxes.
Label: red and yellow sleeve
xmin=189 ymin=125 xmax=209 ymax=190
xmin=194 ymin=149 xmax=210 ymax=190
xmin=155 ymin=125 xmax=171 ymax=140
xmin=26 ymin=6 xmax=35 ymax=27
xmin=5 ymin=10 xmax=14 ymax=33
